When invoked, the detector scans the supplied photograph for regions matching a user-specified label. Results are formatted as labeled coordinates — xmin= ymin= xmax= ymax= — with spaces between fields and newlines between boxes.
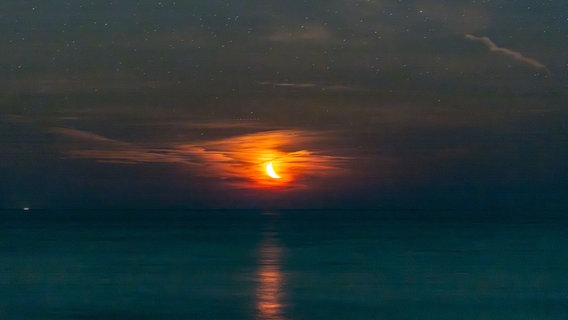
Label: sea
xmin=1 ymin=209 xmax=567 ymax=319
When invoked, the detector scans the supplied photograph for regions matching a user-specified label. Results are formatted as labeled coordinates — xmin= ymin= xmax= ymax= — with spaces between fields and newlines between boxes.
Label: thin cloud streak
xmin=464 ymin=34 xmax=550 ymax=74
xmin=256 ymin=81 xmax=363 ymax=91
xmin=50 ymin=127 xmax=128 ymax=145
xmin=266 ymin=24 xmax=332 ymax=43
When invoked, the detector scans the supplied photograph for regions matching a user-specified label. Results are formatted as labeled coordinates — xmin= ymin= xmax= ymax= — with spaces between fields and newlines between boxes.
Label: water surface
xmin=2 ymin=210 xmax=567 ymax=319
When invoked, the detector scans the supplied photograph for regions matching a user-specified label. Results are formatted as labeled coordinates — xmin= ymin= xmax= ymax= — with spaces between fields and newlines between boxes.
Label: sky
xmin=1 ymin=0 xmax=568 ymax=210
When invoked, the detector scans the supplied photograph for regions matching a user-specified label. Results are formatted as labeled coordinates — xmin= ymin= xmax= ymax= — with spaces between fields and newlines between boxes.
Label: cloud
xmin=464 ymin=34 xmax=550 ymax=74
xmin=257 ymin=81 xmax=318 ymax=88
xmin=266 ymin=23 xmax=332 ymax=43
xmin=177 ymin=130 xmax=349 ymax=188
xmin=256 ymin=81 xmax=363 ymax=91
xmin=4 ymin=114 xmax=27 ymax=124
xmin=415 ymin=1 xmax=491 ymax=33
xmin=50 ymin=127 xmax=126 ymax=145
xmin=57 ymin=127 xmax=350 ymax=190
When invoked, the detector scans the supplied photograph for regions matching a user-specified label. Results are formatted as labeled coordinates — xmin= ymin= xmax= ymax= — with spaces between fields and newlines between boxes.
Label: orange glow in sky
xmin=63 ymin=127 xmax=349 ymax=190
xmin=178 ymin=129 xmax=348 ymax=189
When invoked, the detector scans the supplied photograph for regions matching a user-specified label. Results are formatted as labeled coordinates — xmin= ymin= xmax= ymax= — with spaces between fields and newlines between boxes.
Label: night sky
xmin=2 ymin=0 xmax=568 ymax=210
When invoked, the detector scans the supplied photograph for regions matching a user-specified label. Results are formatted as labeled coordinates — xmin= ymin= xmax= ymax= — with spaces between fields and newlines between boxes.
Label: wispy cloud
xmin=56 ymin=126 xmax=350 ymax=190
xmin=256 ymin=81 xmax=363 ymax=92
xmin=257 ymin=81 xmax=318 ymax=89
xmin=50 ymin=127 xmax=125 ymax=144
xmin=267 ymin=24 xmax=332 ymax=43
xmin=5 ymin=114 xmax=27 ymax=124
xmin=465 ymin=34 xmax=550 ymax=74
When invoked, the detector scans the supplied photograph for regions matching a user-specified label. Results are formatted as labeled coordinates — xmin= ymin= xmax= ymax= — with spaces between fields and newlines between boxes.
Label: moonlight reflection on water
xmin=256 ymin=218 xmax=287 ymax=320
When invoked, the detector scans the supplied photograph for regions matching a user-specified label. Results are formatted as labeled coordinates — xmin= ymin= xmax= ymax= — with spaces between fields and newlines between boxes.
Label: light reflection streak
xmin=256 ymin=219 xmax=286 ymax=320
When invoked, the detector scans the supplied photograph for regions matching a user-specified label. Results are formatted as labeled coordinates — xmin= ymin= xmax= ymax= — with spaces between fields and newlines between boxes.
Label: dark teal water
xmin=1 ymin=210 xmax=567 ymax=319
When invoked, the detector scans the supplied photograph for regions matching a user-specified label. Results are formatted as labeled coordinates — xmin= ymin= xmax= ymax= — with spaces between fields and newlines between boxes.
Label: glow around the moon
xmin=64 ymin=128 xmax=348 ymax=189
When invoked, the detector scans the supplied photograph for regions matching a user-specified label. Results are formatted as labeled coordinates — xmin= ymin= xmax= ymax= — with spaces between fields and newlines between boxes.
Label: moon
xmin=265 ymin=162 xmax=281 ymax=179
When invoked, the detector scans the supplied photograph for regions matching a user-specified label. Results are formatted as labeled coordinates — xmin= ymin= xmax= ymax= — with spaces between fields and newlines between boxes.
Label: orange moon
xmin=265 ymin=162 xmax=281 ymax=179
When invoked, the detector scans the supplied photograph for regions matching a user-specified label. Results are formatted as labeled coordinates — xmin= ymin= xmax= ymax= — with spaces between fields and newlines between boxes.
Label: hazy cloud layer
xmin=266 ymin=24 xmax=332 ymax=43
xmin=57 ymin=126 xmax=350 ymax=190
xmin=2 ymin=0 xmax=565 ymax=95
xmin=256 ymin=81 xmax=363 ymax=91
xmin=50 ymin=128 xmax=126 ymax=145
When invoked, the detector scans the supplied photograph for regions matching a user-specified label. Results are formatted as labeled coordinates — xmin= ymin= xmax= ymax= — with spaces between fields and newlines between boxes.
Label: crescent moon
xmin=265 ymin=162 xmax=281 ymax=179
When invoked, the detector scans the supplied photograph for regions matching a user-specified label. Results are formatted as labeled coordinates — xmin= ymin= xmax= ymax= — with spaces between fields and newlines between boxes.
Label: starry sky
xmin=2 ymin=0 xmax=568 ymax=210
